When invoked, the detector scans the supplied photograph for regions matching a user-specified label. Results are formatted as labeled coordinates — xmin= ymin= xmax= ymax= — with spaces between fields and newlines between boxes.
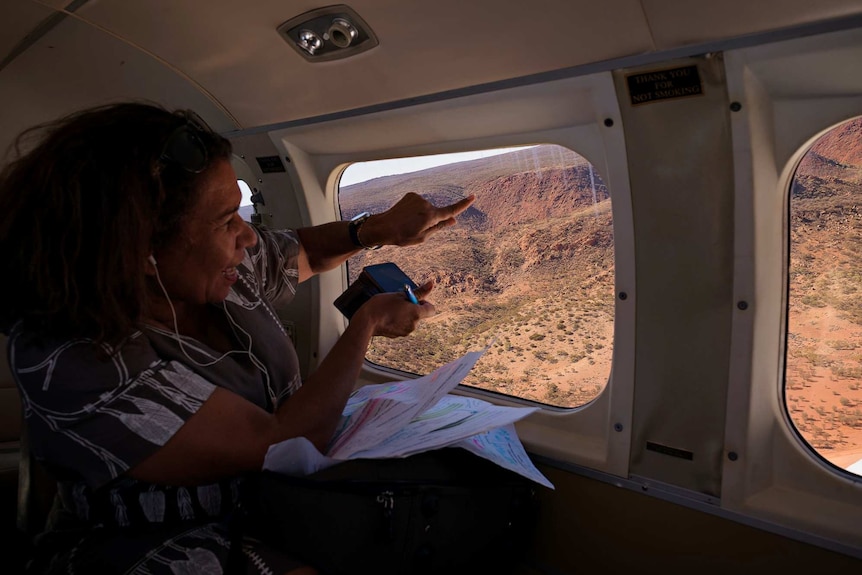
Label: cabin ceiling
xmin=2 ymin=0 xmax=862 ymax=145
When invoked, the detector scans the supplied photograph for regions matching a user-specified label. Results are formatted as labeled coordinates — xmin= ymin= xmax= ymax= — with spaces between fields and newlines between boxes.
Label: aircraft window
xmin=237 ymin=179 xmax=254 ymax=222
xmin=338 ymin=144 xmax=614 ymax=407
xmin=786 ymin=116 xmax=862 ymax=476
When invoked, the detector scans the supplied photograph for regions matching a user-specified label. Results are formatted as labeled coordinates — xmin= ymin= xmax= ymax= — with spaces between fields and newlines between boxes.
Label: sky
xmin=339 ymin=146 xmax=530 ymax=187
xmin=238 ymin=179 xmax=254 ymax=207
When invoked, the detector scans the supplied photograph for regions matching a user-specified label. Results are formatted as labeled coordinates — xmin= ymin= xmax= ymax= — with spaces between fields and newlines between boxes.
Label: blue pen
xmin=404 ymin=284 xmax=419 ymax=304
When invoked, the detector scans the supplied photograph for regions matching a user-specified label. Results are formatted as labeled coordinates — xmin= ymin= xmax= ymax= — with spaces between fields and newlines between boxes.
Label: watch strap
xmin=348 ymin=218 xmax=365 ymax=248
xmin=348 ymin=213 xmax=381 ymax=250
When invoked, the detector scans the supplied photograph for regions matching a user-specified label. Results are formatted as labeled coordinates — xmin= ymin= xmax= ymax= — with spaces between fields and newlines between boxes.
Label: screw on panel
xmin=730 ymin=102 xmax=742 ymax=112
xmin=604 ymin=118 xmax=614 ymax=127
xmin=285 ymin=156 xmax=292 ymax=163
xmin=737 ymin=301 xmax=748 ymax=310
xmin=614 ymin=423 xmax=623 ymax=432
xmin=728 ymin=451 xmax=738 ymax=461
xmin=618 ymin=292 xmax=627 ymax=300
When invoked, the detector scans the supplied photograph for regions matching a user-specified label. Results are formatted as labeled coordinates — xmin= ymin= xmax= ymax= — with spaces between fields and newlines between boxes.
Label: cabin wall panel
xmin=642 ymin=0 xmax=862 ymax=50
xmin=613 ymin=55 xmax=734 ymax=496
xmin=0 ymin=15 xmax=234 ymax=158
xmin=0 ymin=0 xmax=53 ymax=67
xmin=229 ymin=134 xmax=316 ymax=379
xmin=528 ymin=463 xmax=862 ymax=574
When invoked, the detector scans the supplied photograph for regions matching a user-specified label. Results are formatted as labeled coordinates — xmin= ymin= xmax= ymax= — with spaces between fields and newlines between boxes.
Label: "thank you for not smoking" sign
xmin=626 ymin=65 xmax=703 ymax=106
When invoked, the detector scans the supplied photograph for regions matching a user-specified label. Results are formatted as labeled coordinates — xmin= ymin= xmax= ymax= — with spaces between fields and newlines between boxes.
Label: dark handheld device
xmin=334 ymin=262 xmax=419 ymax=319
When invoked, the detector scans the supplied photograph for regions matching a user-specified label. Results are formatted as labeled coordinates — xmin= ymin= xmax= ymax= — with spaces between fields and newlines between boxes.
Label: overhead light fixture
xmin=278 ymin=5 xmax=378 ymax=62
xmin=327 ymin=18 xmax=358 ymax=49
xmin=297 ymin=29 xmax=324 ymax=56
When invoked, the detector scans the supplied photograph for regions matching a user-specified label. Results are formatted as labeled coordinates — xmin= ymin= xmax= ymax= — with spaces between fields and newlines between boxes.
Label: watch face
xmin=351 ymin=211 xmax=370 ymax=222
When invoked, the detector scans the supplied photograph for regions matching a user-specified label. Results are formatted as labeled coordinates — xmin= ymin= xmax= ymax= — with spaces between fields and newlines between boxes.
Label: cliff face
xmin=803 ymin=118 xmax=862 ymax=169
xmin=340 ymin=145 xmax=594 ymax=217
xmin=470 ymin=165 xmax=608 ymax=229
xmin=341 ymin=145 xmax=611 ymax=295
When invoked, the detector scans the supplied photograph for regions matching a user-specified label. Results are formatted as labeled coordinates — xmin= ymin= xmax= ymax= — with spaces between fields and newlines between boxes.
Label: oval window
xmin=786 ymin=116 xmax=862 ymax=476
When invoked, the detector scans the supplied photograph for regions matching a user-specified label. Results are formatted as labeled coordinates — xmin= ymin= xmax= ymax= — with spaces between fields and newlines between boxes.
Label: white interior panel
xmin=0 ymin=0 xmax=53 ymax=65
xmin=642 ymin=0 xmax=862 ymax=49
xmin=74 ymin=0 xmax=653 ymax=127
xmin=0 ymin=15 xmax=235 ymax=157
xmin=265 ymin=78 xmax=601 ymax=156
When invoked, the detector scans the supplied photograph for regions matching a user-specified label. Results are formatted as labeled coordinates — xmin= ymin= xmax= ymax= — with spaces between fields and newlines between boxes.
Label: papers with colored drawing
xmin=262 ymin=349 xmax=554 ymax=488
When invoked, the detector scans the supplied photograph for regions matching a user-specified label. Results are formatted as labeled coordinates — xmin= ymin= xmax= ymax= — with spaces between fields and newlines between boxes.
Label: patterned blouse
xmin=9 ymin=226 xmax=306 ymax=573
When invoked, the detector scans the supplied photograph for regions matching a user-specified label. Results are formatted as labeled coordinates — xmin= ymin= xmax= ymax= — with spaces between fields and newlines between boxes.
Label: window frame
xmin=262 ymin=71 xmax=635 ymax=481
xmin=321 ymin=77 xmax=637 ymax=478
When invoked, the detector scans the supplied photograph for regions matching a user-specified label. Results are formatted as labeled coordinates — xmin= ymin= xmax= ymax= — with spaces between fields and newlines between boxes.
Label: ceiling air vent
xmin=278 ymin=5 xmax=378 ymax=62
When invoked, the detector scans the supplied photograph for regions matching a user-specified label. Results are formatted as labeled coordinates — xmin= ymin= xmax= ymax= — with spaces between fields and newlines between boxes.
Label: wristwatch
xmin=348 ymin=212 xmax=381 ymax=250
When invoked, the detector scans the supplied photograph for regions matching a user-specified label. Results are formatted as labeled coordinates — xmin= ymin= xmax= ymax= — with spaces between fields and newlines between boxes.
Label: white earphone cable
xmin=150 ymin=263 xmax=276 ymax=405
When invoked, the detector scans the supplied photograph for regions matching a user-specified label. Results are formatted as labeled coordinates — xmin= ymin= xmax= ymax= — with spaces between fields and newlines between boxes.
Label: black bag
xmin=242 ymin=448 xmax=538 ymax=575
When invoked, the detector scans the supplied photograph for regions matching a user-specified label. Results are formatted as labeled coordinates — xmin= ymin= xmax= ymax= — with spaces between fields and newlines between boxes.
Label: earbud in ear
xmin=148 ymin=255 xmax=157 ymax=266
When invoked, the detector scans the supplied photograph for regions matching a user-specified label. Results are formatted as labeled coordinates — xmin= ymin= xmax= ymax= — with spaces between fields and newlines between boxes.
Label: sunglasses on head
xmin=158 ymin=110 xmax=213 ymax=174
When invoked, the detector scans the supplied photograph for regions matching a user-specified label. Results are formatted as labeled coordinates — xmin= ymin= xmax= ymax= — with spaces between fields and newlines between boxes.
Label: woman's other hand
xmin=361 ymin=193 xmax=475 ymax=247
xmin=354 ymin=280 xmax=437 ymax=338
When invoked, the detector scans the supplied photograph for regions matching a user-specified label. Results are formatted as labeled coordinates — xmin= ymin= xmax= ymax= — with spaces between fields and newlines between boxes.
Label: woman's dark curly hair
xmin=0 ymin=102 xmax=232 ymax=344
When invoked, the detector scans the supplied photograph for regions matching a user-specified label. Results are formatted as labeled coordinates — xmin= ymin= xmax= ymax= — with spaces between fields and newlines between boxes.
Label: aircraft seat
xmin=0 ymin=338 xmax=21 ymax=524
xmin=0 ymin=335 xmax=32 ymax=570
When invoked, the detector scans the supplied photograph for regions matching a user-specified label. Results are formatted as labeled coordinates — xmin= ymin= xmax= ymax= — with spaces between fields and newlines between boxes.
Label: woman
xmin=0 ymin=102 xmax=474 ymax=574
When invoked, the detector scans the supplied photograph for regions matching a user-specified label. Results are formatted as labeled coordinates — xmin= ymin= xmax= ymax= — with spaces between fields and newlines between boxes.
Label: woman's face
xmin=152 ymin=159 xmax=258 ymax=307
